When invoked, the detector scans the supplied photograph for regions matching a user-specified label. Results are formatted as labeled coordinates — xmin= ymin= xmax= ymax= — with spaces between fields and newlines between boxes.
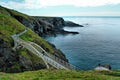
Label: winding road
xmin=11 ymin=28 xmax=75 ymax=70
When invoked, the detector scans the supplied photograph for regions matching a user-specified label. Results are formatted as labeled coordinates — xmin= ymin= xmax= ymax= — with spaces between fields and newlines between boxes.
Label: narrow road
xmin=11 ymin=28 xmax=76 ymax=70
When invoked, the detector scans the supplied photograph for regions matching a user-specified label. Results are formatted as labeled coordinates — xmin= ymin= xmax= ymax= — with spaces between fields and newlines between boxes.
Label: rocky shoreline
xmin=14 ymin=15 xmax=82 ymax=36
xmin=32 ymin=16 xmax=83 ymax=36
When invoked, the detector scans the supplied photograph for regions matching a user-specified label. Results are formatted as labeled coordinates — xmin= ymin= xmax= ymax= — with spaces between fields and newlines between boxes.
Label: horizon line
xmin=61 ymin=16 xmax=120 ymax=18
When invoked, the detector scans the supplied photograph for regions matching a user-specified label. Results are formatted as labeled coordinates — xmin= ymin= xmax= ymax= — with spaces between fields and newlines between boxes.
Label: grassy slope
xmin=0 ymin=14 xmax=25 ymax=44
xmin=0 ymin=6 xmax=33 ymax=20
xmin=0 ymin=6 xmax=54 ymax=54
xmin=0 ymin=12 xmax=54 ymax=63
xmin=0 ymin=69 xmax=120 ymax=80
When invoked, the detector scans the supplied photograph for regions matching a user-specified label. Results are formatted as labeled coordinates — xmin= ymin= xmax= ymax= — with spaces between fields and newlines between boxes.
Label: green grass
xmin=0 ymin=69 xmax=120 ymax=80
xmin=0 ymin=14 xmax=25 ymax=32
xmin=16 ymin=48 xmax=44 ymax=63
xmin=20 ymin=28 xmax=54 ymax=53
xmin=0 ymin=6 xmax=34 ymax=20
xmin=0 ymin=6 xmax=11 ymax=16
xmin=0 ymin=14 xmax=25 ymax=45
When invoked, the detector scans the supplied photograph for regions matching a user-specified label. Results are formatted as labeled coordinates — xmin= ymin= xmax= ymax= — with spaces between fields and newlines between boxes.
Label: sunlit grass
xmin=0 ymin=70 xmax=120 ymax=80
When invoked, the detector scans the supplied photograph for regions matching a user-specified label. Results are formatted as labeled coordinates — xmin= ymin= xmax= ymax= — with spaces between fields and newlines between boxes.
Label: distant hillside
xmin=0 ymin=6 xmax=67 ymax=73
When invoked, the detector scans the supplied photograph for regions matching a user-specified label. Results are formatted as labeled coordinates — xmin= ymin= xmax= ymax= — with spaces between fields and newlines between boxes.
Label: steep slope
xmin=0 ymin=10 xmax=67 ymax=72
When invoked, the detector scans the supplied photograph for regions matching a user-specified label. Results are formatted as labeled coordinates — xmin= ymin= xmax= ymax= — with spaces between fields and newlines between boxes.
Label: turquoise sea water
xmin=45 ymin=17 xmax=120 ymax=70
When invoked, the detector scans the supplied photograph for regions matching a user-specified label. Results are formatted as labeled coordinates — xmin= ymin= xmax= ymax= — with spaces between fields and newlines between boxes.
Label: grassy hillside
xmin=0 ymin=9 xmax=57 ymax=72
xmin=0 ymin=13 xmax=54 ymax=54
xmin=0 ymin=5 xmax=70 ymax=73
xmin=0 ymin=69 xmax=120 ymax=80
xmin=0 ymin=5 xmax=33 ymax=20
xmin=0 ymin=14 xmax=25 ymax=43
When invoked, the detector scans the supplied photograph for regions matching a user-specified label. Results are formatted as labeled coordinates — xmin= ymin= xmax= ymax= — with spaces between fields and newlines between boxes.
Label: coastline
xmin=0 ymin=5 xmax=84 ymax=72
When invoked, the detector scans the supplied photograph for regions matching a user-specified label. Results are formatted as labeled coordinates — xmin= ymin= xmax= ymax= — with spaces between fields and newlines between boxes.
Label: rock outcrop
xmin=13 ymin=15 xmax=55 ymax=36
xmin=8 ymin=10 xmax=81 ymax=36
xmin=0 ymin=39 xmax=46 ymax=73
xmin=94 ymin=64 xmax=111 ymax=71
xmin=65 ymin=21 xmax=84 ymax=27
xmin=33 ymin=17 xmax=81 ymax=35
xmin=12 ymin=15 xmax=80 ymax=36
xmin=34 ymin=17 xmax=65 ymax=29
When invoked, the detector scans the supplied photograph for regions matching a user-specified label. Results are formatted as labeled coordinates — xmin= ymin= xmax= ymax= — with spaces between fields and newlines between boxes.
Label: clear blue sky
xmin=0 ymin=0 xmax=120 ymax=16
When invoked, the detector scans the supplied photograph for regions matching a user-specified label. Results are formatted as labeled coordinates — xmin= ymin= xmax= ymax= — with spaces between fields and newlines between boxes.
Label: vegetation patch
xmin=17 ymin=48 xmax=44 ymax=63
xmin=20 ymin=28 xmax=54 ymax=54
xmin=0 ymin=70 xmax=120 ymax=80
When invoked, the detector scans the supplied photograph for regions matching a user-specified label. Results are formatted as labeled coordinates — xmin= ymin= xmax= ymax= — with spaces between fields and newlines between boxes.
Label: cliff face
xmin=13 ymin=15 xmax=55 ymax=36
xmin=33 ymin=17 xmax=82 ymax=35
xmin=34 ymin=17 xmax=65 ymax=29
xmin=12 ymin=15 xmax=70 ymax=36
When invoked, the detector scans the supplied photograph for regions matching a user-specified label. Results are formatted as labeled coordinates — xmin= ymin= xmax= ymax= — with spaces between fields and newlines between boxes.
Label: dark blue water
xmin=45 ymin=17 xmax=120 ymax=70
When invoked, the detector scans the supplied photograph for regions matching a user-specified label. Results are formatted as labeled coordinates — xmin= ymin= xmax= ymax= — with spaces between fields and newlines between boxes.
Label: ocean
xmin=45 ymin=16 xmax=120 ymax=70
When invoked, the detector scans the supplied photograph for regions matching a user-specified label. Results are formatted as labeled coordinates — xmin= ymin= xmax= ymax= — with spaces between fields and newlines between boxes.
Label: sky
xmin=0 ymin=0 xmax=120 ymax=16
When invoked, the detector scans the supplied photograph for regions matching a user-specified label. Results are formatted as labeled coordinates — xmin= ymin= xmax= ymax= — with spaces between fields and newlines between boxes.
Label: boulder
xmin=94 ymin=64 xmax=112 ymax=71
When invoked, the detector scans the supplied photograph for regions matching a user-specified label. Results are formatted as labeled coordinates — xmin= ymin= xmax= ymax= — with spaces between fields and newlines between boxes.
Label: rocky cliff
xmin=34 ymin=17 xmax=82 ymax=34
xmin=13 ymin=15 xmax=81 ymax=36
xmin=1 ymin=6 xmax=82 ymax=36
xmin=0 ymin=6 xmax=69 ymax=73
xmin=34 ymin=17 xmax=65 ymax=29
